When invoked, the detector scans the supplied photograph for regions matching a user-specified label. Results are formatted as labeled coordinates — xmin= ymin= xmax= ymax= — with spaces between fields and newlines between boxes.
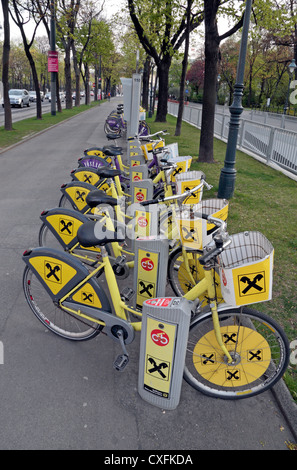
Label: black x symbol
xmin=84 ymin=174 xmax=92 ymax=183
xmin=173 ymin=167 xmax=183 ymax=176
xmin=75 ymin=190 xmax=86 ymax=201
xmin=226 ymin=370 xmax=240 ymax=381
xmin=182 ymin=227 xmax=197 ymax=241
xmin=240 ymin=274 xmax=263 ymax=294
xmin=139 ymin=281 xmax=154 ymax=297
xmin=223 ymin=333 xmax=237 ymax=344
xmin=82 ymin=292 xmax=93 ymax=303
xmin=148 ymin=358 xmax=168 ymax=378
xmin=45 ymin=263 xmax=60 ymax=282
xmin=60 ymin=219 xmax=73 ymax=234
xmin=202 ymin=353 xmax=215 ymax=365
xmin=248 ymin=350 xmax=262 ymax=361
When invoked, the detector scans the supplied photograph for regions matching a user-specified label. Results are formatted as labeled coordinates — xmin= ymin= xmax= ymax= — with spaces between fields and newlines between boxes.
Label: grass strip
xmin=147 ymin=113 xmax=297 ymax=402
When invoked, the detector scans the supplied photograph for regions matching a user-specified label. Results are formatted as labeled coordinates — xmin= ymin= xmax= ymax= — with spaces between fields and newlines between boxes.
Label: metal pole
xmin=217 ymin=0 xmax=253 ymax=199
xmin=50 ymin=0 xmax=56 ymax=116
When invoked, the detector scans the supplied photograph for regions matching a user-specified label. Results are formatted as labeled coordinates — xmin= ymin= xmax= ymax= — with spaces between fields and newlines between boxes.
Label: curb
xmin=271 ymin=378 xmax=297 ymax=441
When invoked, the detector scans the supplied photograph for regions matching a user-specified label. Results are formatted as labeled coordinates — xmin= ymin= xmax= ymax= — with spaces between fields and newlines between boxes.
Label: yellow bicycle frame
xmin=59 ymin=244 xmax=232 ymax=362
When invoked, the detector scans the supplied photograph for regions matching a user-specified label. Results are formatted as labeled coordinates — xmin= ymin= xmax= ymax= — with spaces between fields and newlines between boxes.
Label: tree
xmin=9 ymin=0 xmax=49 ymax=119
xmin=56 ymin=0 xmax=81 ymax=109
xmin=186 ymin=56 xmax=204 ymax=99
xmin=127 ymin=0 xmax=204 ymax=122
xmin=175 ymin=0 xmax=193 ymax=136
xmin=1 ymin=0 xmax=12 ymax=130
xmin=198 ymin=0 xmax=244 ymax=163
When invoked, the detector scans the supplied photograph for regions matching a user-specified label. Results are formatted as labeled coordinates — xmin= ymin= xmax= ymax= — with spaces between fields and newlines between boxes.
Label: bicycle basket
xmin=219 ymin=231 xmax=274 ymax=306
xmin=175 ymin=198 xmax=229 ymax=250
xmin=175 ymin=170 xmax=206 ymax=204
xmin=193 ymin=198 xmax=229 ymax=245
xmin=168 ymin=156 xmax=192 ymax=182
xmin=141 ymin=140 xmax=165 ymax=161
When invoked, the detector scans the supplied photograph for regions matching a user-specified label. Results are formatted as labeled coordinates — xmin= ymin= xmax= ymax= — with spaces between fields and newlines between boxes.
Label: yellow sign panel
xmin=46 ymin=214 xmax=83 ymax=245
xmin=74 ymin=170 xmax=100 ymax=186
xmin=136 ymin=249 xmax=159 ymax=307
xmin=181 ymin=180 xmax=202 ymax=204
xmin=193 ymin=325 xmax=271 ymax=387
xmin=131 ymin=159 xmax=141 ymax=166
xmin=206 ymin=204 xmax=229 ymax=236
xmin=233 ymin=257 xmax=271 ymax=305
xmin=72 ymin=282 xmax=102 ymax=308
xmin=143 ymin=317 xmax=177 ymax=398
xmin=178 ymin=218 xmax=203 ymax=250
xmin=135 ymin=211 xmax=151 ymax=238
xmin=29 ymin=256 xmax=77 ymax=295
xmin=132 ymin=170 xmax=143 ymax=182
xmin=65 ymin=186 xmax=90 ymax=211
xmin=134 ymin=186 xmax=147 ymax=204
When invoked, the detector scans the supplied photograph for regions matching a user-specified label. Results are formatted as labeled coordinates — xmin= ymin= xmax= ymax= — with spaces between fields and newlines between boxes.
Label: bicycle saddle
xmin=106 ymin=133 xmax=122 ymax=140
xmin=77 ymin=221 xmax=125 ymax=247
xmin=86 ymin=190 xmax=118 ymax=208
xmin=96 ymin=168 xmax=122 ymax=178
xmin=102 ymin=147 xmax=123 ymax=156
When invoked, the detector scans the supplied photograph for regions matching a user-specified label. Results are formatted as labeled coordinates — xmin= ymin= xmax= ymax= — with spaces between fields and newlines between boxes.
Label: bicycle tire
xmin=167 ymin=245 xmax=204 ymax=297
xmin=39 ymin=222 xmax=64 ymax=250
xmin=184 ymin=307 xmax=290 ymax=399
xmin=23 ymin=265 xmax=102 ymax=341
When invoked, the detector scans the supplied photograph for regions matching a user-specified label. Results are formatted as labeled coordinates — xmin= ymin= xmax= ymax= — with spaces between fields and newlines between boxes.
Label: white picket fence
xmin=167 ymin=101 xmax=297 ymax=178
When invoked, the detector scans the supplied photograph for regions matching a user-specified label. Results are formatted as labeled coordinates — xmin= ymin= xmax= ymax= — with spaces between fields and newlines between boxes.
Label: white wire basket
xmin=219 ymin=231 xmax=274 ymax=306
xmin=175 ymin=170 xmax=206 ymax=204
xmin=175 ymin=198 xmax=229 ymax=250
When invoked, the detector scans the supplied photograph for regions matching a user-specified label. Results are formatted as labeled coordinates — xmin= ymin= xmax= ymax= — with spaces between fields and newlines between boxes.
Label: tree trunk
xmin=198 ymin=0 xmax=219 ymax=162
xmin=175 ymin=0 xmax=192 ymax=136
xmin=1 ymin=0 xmax=12 ymax=131
xmin=64 ymin=45 xmax=73 ymax=109
xmin=142 ymin=56 xmax=150 ymax=111
xmin=155 ymin=57 xmax=171 ymax=122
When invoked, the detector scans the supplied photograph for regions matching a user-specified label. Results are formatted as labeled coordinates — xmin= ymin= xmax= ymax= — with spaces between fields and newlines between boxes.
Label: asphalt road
xmin=0 ymin=98 xmax=296 ymax=452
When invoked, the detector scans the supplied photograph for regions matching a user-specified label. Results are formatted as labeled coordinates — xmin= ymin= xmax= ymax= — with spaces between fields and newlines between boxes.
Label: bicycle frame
xmin=58 ymin=238 xmax=233 ymax=363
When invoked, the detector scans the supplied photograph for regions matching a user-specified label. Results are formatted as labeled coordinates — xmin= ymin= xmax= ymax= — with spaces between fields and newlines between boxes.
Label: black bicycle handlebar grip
xmin=198 ymin=246 xmax=223 ymax=266
xmin=140 ymin=199 xmax=157 ymax=206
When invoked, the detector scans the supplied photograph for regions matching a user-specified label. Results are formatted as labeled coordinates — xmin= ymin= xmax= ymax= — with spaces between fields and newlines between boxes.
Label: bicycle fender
xmin=71 ymin=167 xmax=102 ymax=187
xmin=60 ymin=181 xmax=97 ymax=213
xmin=23 ymin=247 xmax=112 ymax=312
xmin=40 ymin=207 xmax=102 ymax=252
xmin=78 ymin=155 xmax=111 ymax=169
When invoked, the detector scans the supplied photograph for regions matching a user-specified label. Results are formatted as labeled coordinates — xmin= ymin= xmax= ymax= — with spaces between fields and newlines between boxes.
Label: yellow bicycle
xmin=22 ymin=212 xmax=290 ymax=399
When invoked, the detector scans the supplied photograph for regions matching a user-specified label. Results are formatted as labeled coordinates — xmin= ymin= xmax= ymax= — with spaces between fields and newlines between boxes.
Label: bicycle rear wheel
xmin=23 ymin=265 xmax=102 ymax=341
xmin=184 ymin=307 xmax=290 ymax=399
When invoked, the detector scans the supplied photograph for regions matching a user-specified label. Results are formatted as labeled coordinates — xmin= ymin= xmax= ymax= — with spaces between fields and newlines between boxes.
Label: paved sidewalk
xmin=0 ymin=97 xmax=296 ymax=451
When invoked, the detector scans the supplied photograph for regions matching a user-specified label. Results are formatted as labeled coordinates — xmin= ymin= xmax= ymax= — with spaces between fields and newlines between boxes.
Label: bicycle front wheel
xmin=23 ymin=265 xmax=102 ymax=341
xmin=184 ymin=307 xmax=290 ymax=399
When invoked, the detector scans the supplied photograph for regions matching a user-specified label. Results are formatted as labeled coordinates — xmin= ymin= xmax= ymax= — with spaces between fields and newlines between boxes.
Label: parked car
xmin=2 ymin=89 xmax=30 ymax=108
xmin=29 ymin=91 xmax=44 ymax=102
xmin=45 ymin=92 xmax=51 ymax=100
xmin=49 ymin=92 xmax=65 ymax=103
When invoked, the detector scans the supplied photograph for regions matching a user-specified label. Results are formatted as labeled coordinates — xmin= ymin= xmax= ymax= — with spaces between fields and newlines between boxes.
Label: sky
xmin=0 ymin=0 xmax=125 ymax=41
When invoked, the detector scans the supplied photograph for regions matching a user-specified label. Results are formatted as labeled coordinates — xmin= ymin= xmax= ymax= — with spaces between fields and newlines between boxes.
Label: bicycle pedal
xmin=120 ymin=287 xmax=135 ymax=301
xmin=113 ymin=354 xmax=129 ymax=372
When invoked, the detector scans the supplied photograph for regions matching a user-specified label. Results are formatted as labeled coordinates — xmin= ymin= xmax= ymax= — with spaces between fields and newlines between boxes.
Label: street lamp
xmin=283 ymin=59 xmax=296 ymax=115
xmin=217 ymin=0 xmax=253 ymax=199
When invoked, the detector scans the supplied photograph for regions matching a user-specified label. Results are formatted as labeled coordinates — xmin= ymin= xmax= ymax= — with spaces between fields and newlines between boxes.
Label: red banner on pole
xmin=48 ymin=51 xmax=59 ymax=73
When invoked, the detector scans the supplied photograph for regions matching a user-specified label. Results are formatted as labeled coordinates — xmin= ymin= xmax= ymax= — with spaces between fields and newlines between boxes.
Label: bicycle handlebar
xmin=128 ymin=130 xmax=168 ymax=141
xmin=140 ymin=180 xmax=211 ymax=206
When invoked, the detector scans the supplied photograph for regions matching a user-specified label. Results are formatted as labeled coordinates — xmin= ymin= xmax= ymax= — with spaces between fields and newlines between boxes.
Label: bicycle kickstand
xmin=113 ymin=328 xmax=129 ymax=372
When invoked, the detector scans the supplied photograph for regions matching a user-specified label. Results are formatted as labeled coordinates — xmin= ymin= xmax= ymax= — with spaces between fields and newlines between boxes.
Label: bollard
xmin=133 ymin=237 xmax=169 ymax=310
xmin=138 ymin=297 xmax=193 ymax=409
